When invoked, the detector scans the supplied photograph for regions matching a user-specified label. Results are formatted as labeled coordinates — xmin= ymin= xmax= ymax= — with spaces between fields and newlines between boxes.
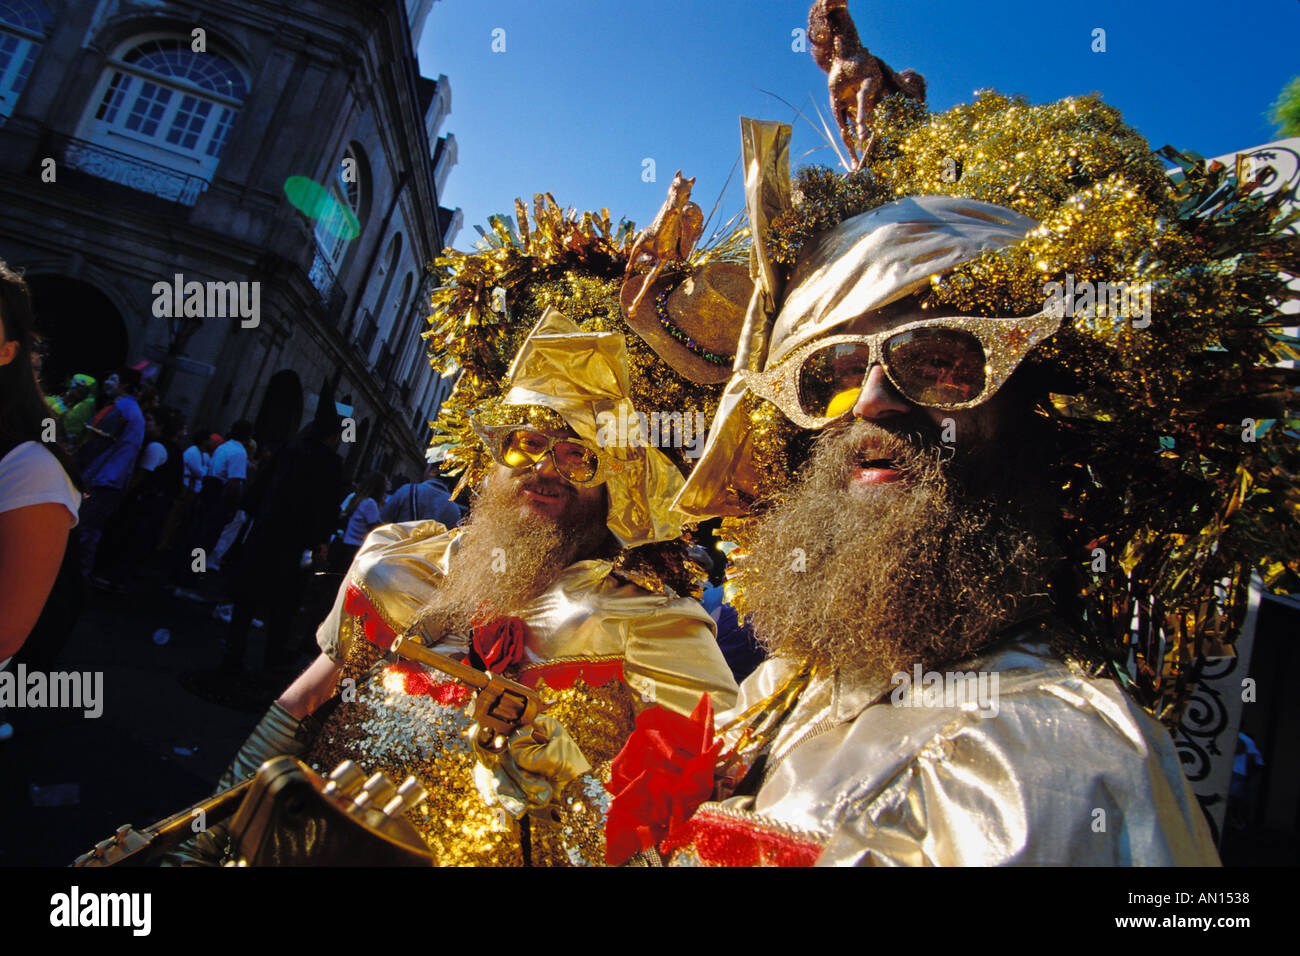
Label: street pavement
xmin=0 ymin=570 xmax=328 ymax=866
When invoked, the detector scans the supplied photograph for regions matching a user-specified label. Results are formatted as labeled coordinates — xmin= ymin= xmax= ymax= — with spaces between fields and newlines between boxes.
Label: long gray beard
xmin=737 ymin=419 xmax=1060 ymax=683
xmin=414 ymin=473 xmax=590 ymax=638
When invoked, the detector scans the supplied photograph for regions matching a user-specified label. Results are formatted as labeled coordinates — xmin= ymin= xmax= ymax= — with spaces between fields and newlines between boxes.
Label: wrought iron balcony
xmin=51 ymin=132 xmax=209 ymax=206
xmin=309 ymin=247 xmax=336 ymax=296
xmin=309 ymin=247 xmax=347 ymax=316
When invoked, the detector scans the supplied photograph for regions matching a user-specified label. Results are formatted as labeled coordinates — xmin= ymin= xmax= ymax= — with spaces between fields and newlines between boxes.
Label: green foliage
xmin=1269 ymin=76 xmax=1300 ymax=138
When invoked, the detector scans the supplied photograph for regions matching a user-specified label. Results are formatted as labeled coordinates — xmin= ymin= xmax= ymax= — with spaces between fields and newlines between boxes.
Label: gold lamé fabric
xmin=733 ymin=117 xmax=792 ymax=374
xmin=502 ymin=307 xmax=686 ymax=547
xmin=676 ymin=196 xmax=1037 ymax=520
xmin=765 ymin=196 xmax=1038 ymax=365
xmin=307 ymin=520 xmax=737 ymax=866
xmin=668 ymin=629 xmax=1221 ymax=866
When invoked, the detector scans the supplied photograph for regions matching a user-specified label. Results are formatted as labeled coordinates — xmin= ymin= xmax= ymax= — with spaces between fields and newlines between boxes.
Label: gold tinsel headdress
xmin=679 ymin=91 xmax=1300 ymax=724
xmin=423 ymin=192 xmax=748 ymax=561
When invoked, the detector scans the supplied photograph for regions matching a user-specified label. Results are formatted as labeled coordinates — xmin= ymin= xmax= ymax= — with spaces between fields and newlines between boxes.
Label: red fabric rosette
xmin=470 ymin=616 xmax=529 ymax=672
xmin=604 ymin=694 xmax=721 ymax=865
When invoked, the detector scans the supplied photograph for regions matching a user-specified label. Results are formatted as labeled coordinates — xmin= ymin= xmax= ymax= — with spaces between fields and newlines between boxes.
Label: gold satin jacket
xmin=666 ymin=627 xmax=1221 ymax=866
xmin=308 ymin=520 xmax=738 ymax=866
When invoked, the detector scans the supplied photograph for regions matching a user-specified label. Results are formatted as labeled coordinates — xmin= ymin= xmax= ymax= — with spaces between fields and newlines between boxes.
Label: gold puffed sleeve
xmin=621 ymin=595 xmax=739 ymax=717
xmin=316 ymin=519 xmax=454 ymax=663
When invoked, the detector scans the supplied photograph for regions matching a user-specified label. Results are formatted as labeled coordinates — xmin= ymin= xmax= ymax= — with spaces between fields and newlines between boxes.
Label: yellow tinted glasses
xmin=739 ymin=312 xmax=1061 ymax=428
xmin=472 ymin=418 xmax=607 ymax=486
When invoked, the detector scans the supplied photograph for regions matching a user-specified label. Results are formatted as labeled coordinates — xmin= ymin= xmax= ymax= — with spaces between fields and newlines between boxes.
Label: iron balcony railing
xmin=52 ymin=132 xmax=209 ymax=206
xmin=309 ymin=247 xmax=347 ymax=316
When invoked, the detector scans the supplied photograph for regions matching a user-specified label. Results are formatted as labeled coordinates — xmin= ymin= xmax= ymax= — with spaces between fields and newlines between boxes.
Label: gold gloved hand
xmin=217 ymin=700 xmax=316 ymax=790
xmin=472 ymin=715 xmax=592 ymax=818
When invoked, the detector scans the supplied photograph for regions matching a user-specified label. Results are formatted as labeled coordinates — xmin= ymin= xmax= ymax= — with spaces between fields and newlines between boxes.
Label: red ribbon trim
xmin=658 ymin=807 xmax=822 ymax=867
xmin=383 ymin=660 xmax=473 ymax=706
xmin=516 ymin=658 xmax=624 ymax=691
xmin=343 ymin=582 xmax=398 ymax=650
xmin=603 ymin=695 xmax=720 ymax=866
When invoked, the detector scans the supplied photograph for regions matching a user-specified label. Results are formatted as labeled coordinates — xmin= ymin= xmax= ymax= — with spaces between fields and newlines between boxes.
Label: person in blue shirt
xmin=75 ymin=366 xmax=144 ymax=576
xmin=379 ymin=458 xmax=462 ymax=529
xmin=700 ymin=585 xmax=765 ymax=683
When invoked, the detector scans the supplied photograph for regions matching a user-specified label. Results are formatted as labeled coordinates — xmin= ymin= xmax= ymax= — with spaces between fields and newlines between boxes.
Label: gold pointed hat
xmin=426 ymin=193 xmax=742 ymax=498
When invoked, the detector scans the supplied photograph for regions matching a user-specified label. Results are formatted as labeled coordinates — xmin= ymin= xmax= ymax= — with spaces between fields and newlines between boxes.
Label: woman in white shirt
xmin=0 ymin=262 xmax=82 ymax=672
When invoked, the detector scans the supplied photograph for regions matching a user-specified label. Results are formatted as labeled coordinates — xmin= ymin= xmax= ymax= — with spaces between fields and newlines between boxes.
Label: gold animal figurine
xmin=808 ymin=0 xmax=926 ymax=168
xmin=626 ymin=171 xmax=704 ymax=313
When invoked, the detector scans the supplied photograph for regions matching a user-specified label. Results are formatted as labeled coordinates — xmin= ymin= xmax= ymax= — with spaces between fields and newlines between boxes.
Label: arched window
xmin=0 ymin=0 xmax=53 ymax=124
xmin=377 ymin=232 xmax=401 ymax=279
xmin=75 ymin=35 xmax=247 ymax=193
xmin=315 ymin=144 xmax=366 ymax=270
xmin=339 ymin=143 xmax=363 ymax=213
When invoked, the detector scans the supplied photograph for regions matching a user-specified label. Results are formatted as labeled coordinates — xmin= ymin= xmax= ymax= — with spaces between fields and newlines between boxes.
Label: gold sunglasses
xmin=738 ymin=312 xmax=1061 ymax=427
xmin=471 ymin=417 xmax=610 ymax=487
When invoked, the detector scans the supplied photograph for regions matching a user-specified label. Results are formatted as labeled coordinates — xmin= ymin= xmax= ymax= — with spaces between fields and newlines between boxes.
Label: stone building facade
xmin=0 ymin=0 xmax=460 ymax=479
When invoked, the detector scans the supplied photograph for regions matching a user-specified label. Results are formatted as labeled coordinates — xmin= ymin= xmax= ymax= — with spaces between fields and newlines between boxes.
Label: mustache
xmin=739 ymin=413 xmax=1061 ymax=680
xmin=816 ymin=418 xmax=947 ymax=475
xmin=516 ymin=472 xmax=576 ymax=499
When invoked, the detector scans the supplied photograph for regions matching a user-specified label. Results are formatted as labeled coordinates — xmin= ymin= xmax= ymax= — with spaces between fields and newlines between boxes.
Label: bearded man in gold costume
xmin=659 ymin=192 xmax=1223 ymax=866
xmin=168 ymin=304 xmax=738 ymax=866
xmin=579 ymin=86 xmax=1300 ymax=865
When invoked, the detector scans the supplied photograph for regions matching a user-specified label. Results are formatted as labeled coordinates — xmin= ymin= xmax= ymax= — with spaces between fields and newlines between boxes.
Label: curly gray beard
xmin=414 ymin=468 xmax=610 ymax=638
xmin=737 ymin=417 xmax=1061 ymax=683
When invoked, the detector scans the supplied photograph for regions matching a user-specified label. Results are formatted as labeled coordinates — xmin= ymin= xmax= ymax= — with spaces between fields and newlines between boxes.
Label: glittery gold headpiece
xmin=679 ymin=92 xmax=1300 ymax=723
xmin=424 ymin=193 xmax=748 ymax=558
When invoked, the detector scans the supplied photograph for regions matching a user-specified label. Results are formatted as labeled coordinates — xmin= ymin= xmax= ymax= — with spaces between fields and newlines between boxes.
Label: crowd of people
xmin=0 ymin=256 xmax=470 ymax=745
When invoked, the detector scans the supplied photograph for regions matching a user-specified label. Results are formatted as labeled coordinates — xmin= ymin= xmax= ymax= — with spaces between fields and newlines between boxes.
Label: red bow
xmin=604 ymin=694 xmax=721 ymax=866
xmin=470 ymin=616 xmax=529 ymax=672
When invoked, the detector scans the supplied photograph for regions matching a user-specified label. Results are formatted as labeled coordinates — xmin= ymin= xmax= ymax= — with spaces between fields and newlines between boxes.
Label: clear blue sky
xmin=418 ymin=0 xmax=1299 ymax=252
